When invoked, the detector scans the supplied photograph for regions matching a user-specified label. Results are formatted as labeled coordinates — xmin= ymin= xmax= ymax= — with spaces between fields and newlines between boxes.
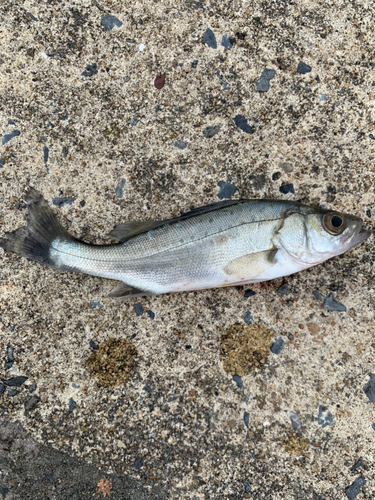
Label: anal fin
xmin=106 ymin=282 xmax=154 ymax=300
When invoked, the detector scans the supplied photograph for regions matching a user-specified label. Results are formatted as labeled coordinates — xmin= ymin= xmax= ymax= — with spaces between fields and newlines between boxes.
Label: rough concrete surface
xmin=0 ymin=0 xmax=374 ymax=499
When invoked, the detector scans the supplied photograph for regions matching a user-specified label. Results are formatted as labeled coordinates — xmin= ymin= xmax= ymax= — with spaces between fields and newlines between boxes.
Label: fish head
xmin=276 ymin=208 xmax=371 ymax=266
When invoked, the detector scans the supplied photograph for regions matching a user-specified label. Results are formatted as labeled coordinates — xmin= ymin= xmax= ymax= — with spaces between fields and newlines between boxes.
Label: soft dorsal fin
xmin=109 ymin=199 xmax=247 ymax=243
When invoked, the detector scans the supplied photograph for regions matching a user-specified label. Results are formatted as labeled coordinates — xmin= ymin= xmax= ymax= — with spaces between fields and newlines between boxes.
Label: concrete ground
xmin=0 ymin=0 xmax=374 ymax=498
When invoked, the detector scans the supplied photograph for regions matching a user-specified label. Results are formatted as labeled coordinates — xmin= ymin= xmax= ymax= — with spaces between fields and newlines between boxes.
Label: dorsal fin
xmin=109 ymin=199 xmax=247 ymax=243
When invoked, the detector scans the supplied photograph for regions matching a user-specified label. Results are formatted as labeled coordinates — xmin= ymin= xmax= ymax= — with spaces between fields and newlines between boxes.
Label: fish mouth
xmin=342 ymin=224 xmax=371 ymax=247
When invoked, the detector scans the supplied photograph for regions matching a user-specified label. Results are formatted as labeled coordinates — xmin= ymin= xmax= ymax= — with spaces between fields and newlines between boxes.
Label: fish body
xmin=0 ymin=189 xmax=370 ymax=299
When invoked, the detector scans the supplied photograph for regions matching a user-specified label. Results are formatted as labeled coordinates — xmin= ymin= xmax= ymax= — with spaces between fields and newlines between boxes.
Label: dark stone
xmin=221 ymin=35 xmax=232 ymax=50
xmin=191 ymin=59 xmax=198 ymax=68
xmin=5 ymin=345 xmax=14 ymax=369
xmin=277 ymin=284 xmax=288 ymax=294
xmin=369 ymin=134 xmax=375 ymax=140
xmin=174 ymin=141 xmax=187 ymax=149
xmin=232 ymin=375 xmax=243 ymax=388
xmin=242 ymin=479 xmax=252 ymax=493
xmin=25 ymin=12 xmax=38 ymax=22
xmin=3 ymin=376 xmax=28 ymax=387
xmin=351 ymin=460 xmax=363 ymax=472
xmin=290 ymin=411 xmax=302 ymax=430
xmin=203 ymin=125 xmax=221 ymax=138
xmin=24 ymin=395 xmax=40 ymax=412
xmin=372 ymin=423 xmax=375 ymax=431
xmin=146 ymin=310 xmax=155 ymax=319
xmin=8 ymin=119 xmax=15 ymax=125
xmin=217 ymin=181 xmax=237 ymax=199
xmin=80 ymin=200 xmax=86 ymax=207
xmin=256 ymin=68 xmax=276 ymax=92
xmin=89 ymin=340 xmax=99 ymax=350
xmin=366 ymin=209 xmax=371 ymax=218
xmin=81 ymin=63 xmax=97 ymax=77
xmin=244 ymin=311 xmax=253 ymax=325
xmin=115 ymin=178 xmax=126 ymax=199
xmin=234 ymin=115 xmax=253 ymax=134
xmin=134 ymin=303 xmax=144 ymax=316
xmin=297 ymin=62 xmax=312 ymax=74
xmin=202 ymin=28 xmax=217 ymax=49
xmin=68 ymin=397 xmax=76 ymax=413
xmin=313 ymin=290 xmax=322 ymax=301
xmin=43 ymin=146 xmax=49 ymax=164
xmin=243 ymin=411 xmax=250 ymax=428
xmin=317 ymin=405 xmax=334 ymax=428
xmin=345 ymin=477 xmax=366 ymax=500
xmin=272 ymin=171 xmax=281 ymax=181
xmin=134 ymin=457 xmax=144 ymax=469
xmin=323 ymin=293 xmax=346 ymax=312
xmin=2 ymin=129 xmax=20 ymax=145
xmin=89 ymin=301 xmax=103 ymax=309
xmin=154 ymin=74 xmax=165 ymax=89
xmin=0 ymin=158 xmax=3 ymax=168
xmin=244 ymin=289 xmax=256 ymax=298
xmin=62 ymin=146 xmax=68 ymax=158
xmin=29 ymin=382 xmax=37 ymax=393
xmin=279 ymin=183 xmax=295 ymax=194
xmin=363 ymin=374 xmax=375 ymax=402
xmin=271 ymin=337 xmax=285 ymax=354
xmin=52 ymin=197 xmax=75 ymax=207
xmin=0 ymin=384 xmax=4 ymax=394
xmin=101 ymin=15 xmax=123 ymax=31
xmin=8 ymin=389 xmax=18 ymax=397
xmin=0 ymin=488 xmax=9 ymax=498
xmin=130 ymin=118 xmax=138 ymax=126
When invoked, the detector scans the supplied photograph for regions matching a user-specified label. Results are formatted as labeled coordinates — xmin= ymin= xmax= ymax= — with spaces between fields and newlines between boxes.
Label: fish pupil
xmin=331 ymin=215 xmax=343 ymax=228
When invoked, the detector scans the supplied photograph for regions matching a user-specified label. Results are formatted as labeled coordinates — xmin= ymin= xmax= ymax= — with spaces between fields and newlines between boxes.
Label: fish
xmin=0 ymin=188 xmax=370 ymax=299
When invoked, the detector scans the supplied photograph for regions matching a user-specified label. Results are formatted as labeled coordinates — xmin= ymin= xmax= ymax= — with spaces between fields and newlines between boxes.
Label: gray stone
xmin=318 ymin=94 xmax=328 ymax=102
xmin=174 ymin=141 xmax=187 ymax=149
xmin=242 ymin=479 xmax=252 ymax=493
xmin=52 ymin=197 xmax=75 ymax=207
xmin=243 ymin=411 xmax=250 ymax=428
xmin=3 ymin=376 xmax=28 ymax=387
xmin=134 ymin=303 xmax=144 ymax=316
xmin=24 ymin=395 xmax=40 ymax=412
xmin=232 ymin=375 xmax=243 ymax=388
xmin=202 ymin=28 xmax=217 ymax=49
xmin=203 ymin=125 xmax=221 ymax=138
xmin=217 ymin=181 xmax=237 ymax=199
xmin=297 ymin=62 xmax=312 ymax=74
xmin=130 ymin=118 xmax=138 ymax=126
xmin=317 ymin=405 xmax=334 ymax=428
xmin=234 ymin=115 xmax=253 ymax=134
xmin=256 ymin=68 xmax=276 ymax=92
xmin=345 ymin=477 xmax=366 ymax=500
xmin=244 ymin=311 xmax=253 ymax=325
xmin=271 ymin=337 xmax=285 ymax=354
xmin=290 ymin=411 xmax=302 ymax=430
xmin=81 ymin=64 xmax=98 ymax=77
xmin=221 ymin=35 xmax=232 ymax=50
xmin=323 ymin=293 xmax=346 ymax=312
xmin=277 ymin=284 xmax=288 ymax=294
xmin=313 ymin=290 xmax=322 ymax=301
xmin=101 ymin=15 xmax=123 ymax=31
xmin=2 ymin=129 xmax=20 ymax=145
xmin=363 ymin=374 xmax=375 ymax=402
xmin=68 ymin=397 xmax=76 ymax=413
xmin=279 ymin=162 xmax=294 ymax=173
xmin=279 ymin=183 xmax=295 ymax=194
xmin=89 ymin=301 xmax=104 ymax=309
xmin=115 ymin=178 xmax=126 ymax=199
xmin=43 ymin=146 xmax=49 ymax=163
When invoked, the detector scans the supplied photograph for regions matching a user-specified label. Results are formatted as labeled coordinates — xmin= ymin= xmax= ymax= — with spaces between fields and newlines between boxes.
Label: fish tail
xmin=0 ymin=188 xmax=75 ymax=268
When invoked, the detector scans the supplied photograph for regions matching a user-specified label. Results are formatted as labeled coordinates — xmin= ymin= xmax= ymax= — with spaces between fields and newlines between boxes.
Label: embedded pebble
xmin=279 ymin=183 xmax=295 ymax=194
xmin=24 ymin=395 xmax=40 ymax=412
xmin=221 ymin=35 xmax=232 ymax=50
xmin=297 ymin=62 xmax=312 ymax=74
xmin=81 ymin=64 xmax=97 ymax=77
xmin=25 ymin=12 xmax=38 ymax=22
xmin=279 ymin=162 xmax=294 ymax=173
xmin=290 ymin=411 xmax=302 ymax=430
xmin=2 ymin=376 xmax=28 ymax=387
xmin=130 ymin=118 xmax=138 ymax=126
xmin=256 ymin=68 xmax=276 ymax=92
xmin=115 ymin=179 xmax=126 ymax=199
xmin=242 ymin=479 xmax=252 ymax=493
xmin=366 ymin=209 xmax=371 ymax=218
xmin=243 ymin=411 xmax=250 ymax=428
xmin=139 ymin=44 xmax=145 ymax=51
xmin=313 ymin=290 xmax=322 ymax=301
xmin=323 ymin=293 xmax=346 ymax=312
xmin=89 ymin=301 xmax=104 ymax=309
xmin=146 ymin=310 xmax=155 ymax=319
xmin=277 ymin=284 xmax=288 ymax=294
xmin=217 ymin=181 xmax=237 ymax=199
xmin=174 ymin=141 xmax=187 ymax=149
xmin=244 ymin=289 xmax=256 ymax=298
xmin=191 ymin=60 xmax=198 ymax=68
xmin=134 ymin=303 xmax=144 ymax=316
xmin=5 ymin=346 xmax=14 ymax=370
xmin=101 ymin=15 xmax=123 ymax=31
xmin=43 ymin=146 xmax=49 ymax=164
xmin=318 ymin=94 xmax=328 ymax=102
xmin=89 ymin=340 xmax=99 ymax=350
xmin=369 ymin=133 xmax=375 ymax=140
xmin=0 ymin=384 xmax=4 ymax=394
xmin=317 ymin=405 xmax=334 ymax=428
xmin=52 ymin=197 xmax=75 ymax=207
xmin=203 ymin=28 xmax=217 ymax=49
xmin=68 ymin=397 xmax=76 ymax=413
xmin=270 ymin=337 xmax=284 ymax=355
xmin=244 ymin=311 xmax=253 ymax=325
xmin=8 ymin=119 xmax=15 ymax=125
xmin=234 ymin=115 xmax=253 ymax=134
xmin=345 ymin=477 xmax=366 ymax=500
xmin=362 ymin=374 xmax=375 ymax=402
xmin=8 ymin=389 xmax=18 ymax=397
xmin=154 ymin=74 xmax=165 ymax=89
xmin=2 ymin=129 xmax=20 ymax=145
xmin=232 ymin=375 xmax=243 ymax=388
xmin=203 ymin=125 xmax=221 ymax=138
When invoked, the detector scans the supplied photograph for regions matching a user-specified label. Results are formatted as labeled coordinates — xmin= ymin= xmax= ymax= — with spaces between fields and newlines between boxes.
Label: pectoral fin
xmin=224 ymin=249 xmax=278 ymax=278
xmin=106 ymin=282 xmax=154 ymax=299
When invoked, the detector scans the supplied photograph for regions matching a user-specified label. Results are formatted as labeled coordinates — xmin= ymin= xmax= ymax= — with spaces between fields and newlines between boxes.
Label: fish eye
xmin=323 ymin=212 xmax=346 ymax=235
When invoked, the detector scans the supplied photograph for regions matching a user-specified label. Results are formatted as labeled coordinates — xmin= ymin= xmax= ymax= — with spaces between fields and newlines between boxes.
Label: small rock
xmin=2 ymin=376 xmax=28 ymax=387
xmin=317 ymin=405 xmax=334 ymax=428
xmin=290 ymin=411 xmax=302 ymax=430
xmin=372 ymin=423 xmax=375 ymax=431
xmin=279 ymin=183 xmax=295 ymax=194
xmin=134 ymin=458 xmax=144 ymax=469
xmin=191 ymin=59 xmax=198 ymax=68
xmin=256 ymin=68 xmax=276 ymax=92
xmin=244 ymin=311 xmax=253 ymax=325
xmin=134 ymin=303 xmax=144 ymax=316
xmin=363 ymin=374 xmax=375 ymax=402
xmin=124 ymin=75 xmax=130 ymax=82
xmin=89 ymin=301 xmax=103 ymax=309
xmin=307 ymin=323 xmax=320 ymax=335
xmin=232 ymin=375 xmax=243 ymax=388
xmin=0 ymin=158 xmax=3 ymax=168
xmin=52 ymin=197 xmax=75 ymax=207
xmin=234 ymin=115 xmax=254 ymax=134
xmin=297 ymin=62 xmax=312 ymax=74
xmin=313 ymin=290 xmax=322 ymax=301
xmin=29 ymin=382 xmax=37 ymax=393
xmin=203 ymin=28 xmax=217 ymax=49
xmin=115 ymin=179 xmax=126 ymax=199
xmin=174 ymin=141 xmax=187 ymax=149
xmin=7 ymin=389 xmax=18 ymax=397
xmin=62 ymin=146 xmax=68 ymax=158
xmin=24 ymin=395 xmax=40 ymax=412
xmin=146 ymin=310 xmax=155 ymax=319
xmin=8 ymin=119 xmax=15 ymax=125
xmin=323 ymin=293 xmax=346 ymax=312
xmin=272 ymin=172 xmax=281 ymax=181
xmin=2 ymin=129 xmax=20 ymax=145
xmin=130 ymin=118 xmax=138 ymax=126
xmin=244 ymin=289 xmax=256 ymax=298
xmin=279 ymin=162 xmax=294 ymax=173
xmin=221 ymin=35 xmax=232 ymax=50
xmin=81 ymin=64 xmax=98 ymax=77
xmin=366 ymin=209 xmax=371 ymax=218
xmin=318 ymin=94 xmax=328 ymax=102
xmin=369 ymin=133 xmax=375 ymax=140
xmin=154 ymin=74 xmax=165 ymax=89
xmin=139 ymin=44 xmax=145 ymax=51
xmin=345 ymin=477 xmax=366 ymax=500
xmin=0 ymin=384 xmax=4 ymax=394
xmin=203 ymin=125 xmax=221 ymax=138
xmin=89 ymin=340 xmax=99 ymax=350
xmin=277 ymin=284 xmax=288 ymax=294
xmin=351 ymin=460 xmax=363 ymax=472
xmin=242 ymin=479 xmax=252 ymax=493
xmin=217 ymin=181 xmax=237 ymax=199
xmin=43 ymin=146 xmax=49 ymax=164
xmin=68 ymin=397 xmax=76 ymax=413
xmin=243 ymin=411 xmax=250 ymax=428
xmin=25 ymin=12 xmax=38 ymax=22
xmin=5 ymin=346 xmax=14 ymax=370
xmin=101 ymin=15 xmax=123 ymax=31
xmin=271 ymin=337 xmax=285 ymax=354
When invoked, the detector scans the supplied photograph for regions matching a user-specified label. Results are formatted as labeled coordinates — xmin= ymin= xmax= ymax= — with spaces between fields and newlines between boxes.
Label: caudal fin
xmin=0 ymin=188 xmax=74 ymax=268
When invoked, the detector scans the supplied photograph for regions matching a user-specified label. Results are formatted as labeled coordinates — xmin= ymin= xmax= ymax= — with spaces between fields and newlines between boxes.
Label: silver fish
xmin=0 ymin=188 xmax=370 ymax=299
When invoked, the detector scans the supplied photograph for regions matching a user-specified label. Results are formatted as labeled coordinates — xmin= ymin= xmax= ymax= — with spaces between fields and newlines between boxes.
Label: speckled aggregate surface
xmin=0 ymin=0 xmax=375 ymax=499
